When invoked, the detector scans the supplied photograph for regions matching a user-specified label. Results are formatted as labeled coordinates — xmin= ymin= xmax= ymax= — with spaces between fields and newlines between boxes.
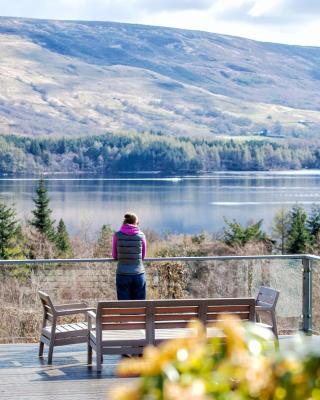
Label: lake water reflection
xmin=1 ymin=171 xmax=320 ymax=235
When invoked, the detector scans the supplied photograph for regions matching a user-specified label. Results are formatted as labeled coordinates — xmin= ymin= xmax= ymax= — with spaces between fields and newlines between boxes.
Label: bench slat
xmin=75 ymin=323 xmax=88 ymax=329
xmin=101 ymin=315 xmax=146 ymax=323
xmin=101 ymin=322 xmax=146 ymax=330
xmin=206 ymin=313 xmax=250 ymax=321
xmin=64 ymin=324 xmax=77 ymax=332
xmin=155 ymin=306 xmax=198 ymax=314
xmin=258 ymin=287 xmax=278 ymax=296
xmin=155 ymin=314 xmax=197 ymax=322
xmin=101 ymin=307 xmax=146 ymax=316
xmin=55 ymin=330 xmax=88 ymax=339
xmin=43 ymin=324 xmax=88 ymax=339
xmin=155 ymin=321 xmax=192 ymax=329
xmin=55 ymin=325 xmax=68 ymax=333
xmin=257 ymin=293 xmax=274 ymax=303
xmin=207 ymin=305 xmax=251 ymax=312
xmin=91 ymin=329 xmax=146 ymax=342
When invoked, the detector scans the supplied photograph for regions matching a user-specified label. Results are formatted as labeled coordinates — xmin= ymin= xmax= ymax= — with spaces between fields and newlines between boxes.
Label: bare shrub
xmin=0 ymin=306 xmax=41 ymax=343
xmin=70 ymin=220 xmax=97 ymax=258
xmin=0 ymin=271 xmax=42 ymax=343
xmin=23 ymin=227 xmax=56 ymax=259
xmin=150 ymin=262 xmax=189 ymax=299
xmin=93 ymin=225 xmax=113 ymax=258
xmin=144 ymin=228 xmax=161 ymax=244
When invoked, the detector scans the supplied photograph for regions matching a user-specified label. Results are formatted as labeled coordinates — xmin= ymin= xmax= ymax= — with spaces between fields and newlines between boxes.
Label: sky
xmin=0 ymin=0 xmax=320 ymax=46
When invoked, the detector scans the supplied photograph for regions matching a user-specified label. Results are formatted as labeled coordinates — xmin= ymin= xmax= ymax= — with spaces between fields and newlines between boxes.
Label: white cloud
xmin=214 ymin=0 xmax=320 ymax=23
xmin=248 ymin=0 xmax=283 ymax=17
xmin=137 ymin=0 xmax=213 ymax=12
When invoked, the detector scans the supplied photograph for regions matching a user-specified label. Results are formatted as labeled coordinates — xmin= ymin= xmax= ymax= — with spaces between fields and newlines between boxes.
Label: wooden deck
xmin=0 ymin=343 xmax=136 ymax=400
xmin=1 ymin=336 xmax=320 ymax=400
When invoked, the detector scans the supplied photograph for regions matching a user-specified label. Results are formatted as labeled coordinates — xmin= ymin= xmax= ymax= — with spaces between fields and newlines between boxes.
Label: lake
xmin=1 ymin=170 xmax=320 ymax=235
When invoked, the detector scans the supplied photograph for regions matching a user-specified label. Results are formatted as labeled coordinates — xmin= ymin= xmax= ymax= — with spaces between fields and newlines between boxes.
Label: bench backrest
xmin=97 ymin=301 xmax=148 ymax=331
xmin=256 ymin=287 xmax=280 ymax=310
xmin=38 ymin=290 xmax=56 ymax=326
xmin=96 ymin=298 xmax=256 ymax=340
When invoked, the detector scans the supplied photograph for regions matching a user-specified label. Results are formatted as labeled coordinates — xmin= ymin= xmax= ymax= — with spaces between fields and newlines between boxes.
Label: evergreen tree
xmin=223 ymin=218 xmax=271 ymax=247
xmin=29 ymin=178 xmax=55 ymax=241
xmin=272 ymin=208 xmax=291 ymax=254
xmin=55 ymin=219 xmax=72 ymax=257
xmin=307 ymin=205 xmax=320 ymax=239
xmin=0 ymin=202 xmax=21 ymax=259
xmin=286 ymin=205 xmax=312 ymax=254
xmin=29 ymin=140 xmax=41 ymax=156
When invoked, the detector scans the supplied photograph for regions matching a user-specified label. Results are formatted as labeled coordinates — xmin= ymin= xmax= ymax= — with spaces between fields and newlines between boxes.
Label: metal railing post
xmin=302 ymin=257 xmax=313 ymax=335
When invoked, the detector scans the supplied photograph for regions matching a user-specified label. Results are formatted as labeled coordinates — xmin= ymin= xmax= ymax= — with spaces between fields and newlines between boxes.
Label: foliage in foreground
xmin=113 ymin=318 xmax=320 ymax=400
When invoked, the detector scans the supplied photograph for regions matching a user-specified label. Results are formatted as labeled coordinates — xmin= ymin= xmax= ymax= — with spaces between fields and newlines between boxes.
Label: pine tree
xmin=272 ymin=208 xmax=291 ymax=254
xmin=223 ymin=218 xmax=271 ymax=247
xmin=0 ymin=202 xmax=21 ymax=259
xmin=286 ymin=205 xmax=312 ymax=254
xmin=55 ymin=219 xmax=72 ymax=257
xmin=29 ymin=178 xmax=55 ymax=241
xmin=307 ymin=205 xmax=320 ymax=239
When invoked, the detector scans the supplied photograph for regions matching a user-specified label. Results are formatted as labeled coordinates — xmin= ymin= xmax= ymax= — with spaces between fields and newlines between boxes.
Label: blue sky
xmin=0 ymin=0 xmax=319 ymax=46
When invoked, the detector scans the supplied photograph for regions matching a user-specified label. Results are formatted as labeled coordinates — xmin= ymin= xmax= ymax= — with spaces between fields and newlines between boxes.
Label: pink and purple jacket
xmin=112 ymin=224 xmax=147 ymax=260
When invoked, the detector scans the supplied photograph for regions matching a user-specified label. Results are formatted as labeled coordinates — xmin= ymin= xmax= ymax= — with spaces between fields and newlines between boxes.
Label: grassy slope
xmin=0 ymin=18 xmax=320 ymax=137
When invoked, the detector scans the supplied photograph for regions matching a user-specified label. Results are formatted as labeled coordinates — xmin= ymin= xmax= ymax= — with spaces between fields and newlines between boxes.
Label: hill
xmin=0 ymin=17 xmax=320 ymax=137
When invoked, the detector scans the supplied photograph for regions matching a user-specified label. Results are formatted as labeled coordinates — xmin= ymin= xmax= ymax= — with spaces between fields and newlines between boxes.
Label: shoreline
xmin=2 ymin=169 xmax=320 ymax=180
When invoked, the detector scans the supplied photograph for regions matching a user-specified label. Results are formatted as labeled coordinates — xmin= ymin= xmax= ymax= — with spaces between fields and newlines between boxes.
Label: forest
xmin=1 ymin=131 xmax=320 ymax=174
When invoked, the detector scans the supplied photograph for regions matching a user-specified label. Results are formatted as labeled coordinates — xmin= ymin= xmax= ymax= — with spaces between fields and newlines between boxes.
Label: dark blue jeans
xmin=116 ymin=273 xmax=146 ymax=300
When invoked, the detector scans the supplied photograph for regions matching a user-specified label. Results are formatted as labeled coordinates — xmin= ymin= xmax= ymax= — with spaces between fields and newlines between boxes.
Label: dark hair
xmin=123 ymin=212 xmax=139 ymax=225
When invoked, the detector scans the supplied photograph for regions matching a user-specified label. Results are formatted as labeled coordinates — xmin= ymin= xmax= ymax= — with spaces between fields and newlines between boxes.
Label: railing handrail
xmin=0 ymin=253 xmax=318 ymax=266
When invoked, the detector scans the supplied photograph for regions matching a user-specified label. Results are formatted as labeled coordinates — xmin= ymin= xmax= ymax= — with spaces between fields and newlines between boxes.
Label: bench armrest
xmin=87 ymin=311 xmax=96 ymax=319
xmin=56 ymin=307 xmax=95 ymax=317
xmin=55 ymin=302 xmax=88 ymax=310
xmin=87 ymin=311 xmax=97 ymax=331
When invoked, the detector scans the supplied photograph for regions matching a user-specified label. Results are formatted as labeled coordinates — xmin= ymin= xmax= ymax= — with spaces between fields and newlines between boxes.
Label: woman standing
xmin=112 ymin=212 xmax=147 ymax=300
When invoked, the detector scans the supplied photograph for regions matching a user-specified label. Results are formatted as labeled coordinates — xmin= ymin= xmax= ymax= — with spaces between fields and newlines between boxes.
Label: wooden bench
xmin=87 ymin=297 xmax=256 ymax=371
